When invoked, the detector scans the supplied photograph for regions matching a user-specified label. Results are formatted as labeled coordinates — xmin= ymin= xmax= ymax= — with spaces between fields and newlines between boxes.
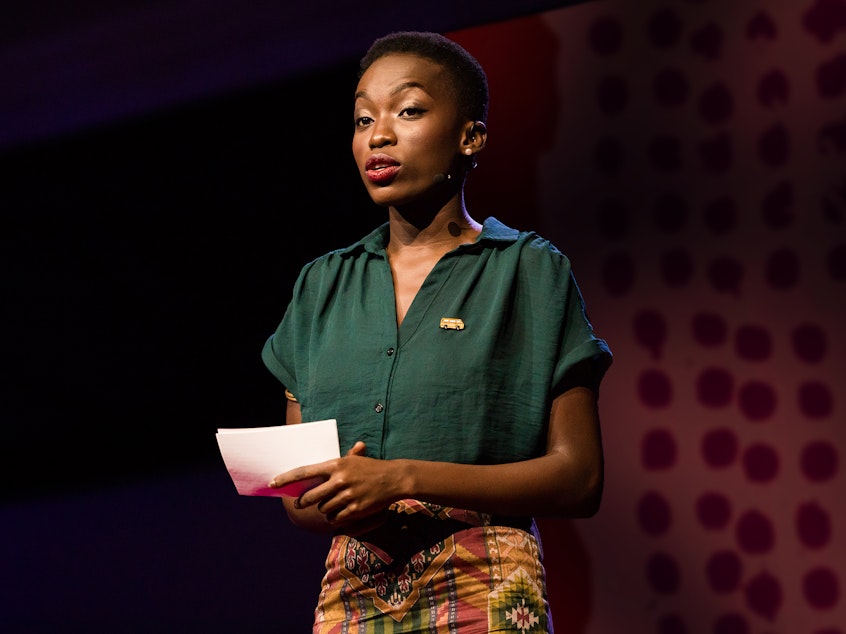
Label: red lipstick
xmin=365 ymin=154 xmax=400 ymax=184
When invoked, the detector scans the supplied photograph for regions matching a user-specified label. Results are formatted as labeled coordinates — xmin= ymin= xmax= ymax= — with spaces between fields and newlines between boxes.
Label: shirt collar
xmin=341 ymin=216 xmax=519 ymax=256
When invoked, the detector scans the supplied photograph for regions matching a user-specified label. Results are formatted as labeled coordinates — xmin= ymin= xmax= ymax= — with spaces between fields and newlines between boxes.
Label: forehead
xmin=355 ymin=53 xmax=457 ymax=102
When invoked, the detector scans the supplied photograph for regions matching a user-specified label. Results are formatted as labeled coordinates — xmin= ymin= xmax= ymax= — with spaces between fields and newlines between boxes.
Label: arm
xmin=272 ymin=385 xmax=604 ymax=531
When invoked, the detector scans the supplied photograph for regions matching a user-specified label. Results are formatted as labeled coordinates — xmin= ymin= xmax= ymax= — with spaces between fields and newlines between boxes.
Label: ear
xmin=460 ymin=120 xmax=487 ymax=157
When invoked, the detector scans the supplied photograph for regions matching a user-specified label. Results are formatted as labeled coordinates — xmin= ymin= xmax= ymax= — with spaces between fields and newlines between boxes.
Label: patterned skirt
xmin=313 ymin=500 xmax=552 ymax=633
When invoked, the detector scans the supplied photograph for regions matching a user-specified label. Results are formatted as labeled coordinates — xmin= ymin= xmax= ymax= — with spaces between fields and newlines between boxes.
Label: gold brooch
xmin=439 ymin=317 xmax=465 ymax=331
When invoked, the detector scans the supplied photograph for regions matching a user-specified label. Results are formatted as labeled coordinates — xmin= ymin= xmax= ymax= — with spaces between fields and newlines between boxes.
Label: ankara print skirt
xmin=312 ymin=500 xmax=552 ymax=633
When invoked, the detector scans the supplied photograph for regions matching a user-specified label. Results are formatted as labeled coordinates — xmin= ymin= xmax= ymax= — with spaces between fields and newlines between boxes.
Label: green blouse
xmin=262 ymin=217 xmax=611 ymax=465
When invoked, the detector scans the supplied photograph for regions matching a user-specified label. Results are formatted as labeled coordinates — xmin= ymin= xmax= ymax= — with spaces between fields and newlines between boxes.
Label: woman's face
xmin=352 ymin=53 xmax=468 ymax=208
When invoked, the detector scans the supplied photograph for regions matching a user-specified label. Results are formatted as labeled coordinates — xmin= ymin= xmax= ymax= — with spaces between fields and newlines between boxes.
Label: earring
xmin=464 ymin=148 xmax=473 ymax=155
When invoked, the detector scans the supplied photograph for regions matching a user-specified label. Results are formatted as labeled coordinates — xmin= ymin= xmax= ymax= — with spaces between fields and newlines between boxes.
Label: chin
xmin=366 ymin=187 xmax=414 ymax=208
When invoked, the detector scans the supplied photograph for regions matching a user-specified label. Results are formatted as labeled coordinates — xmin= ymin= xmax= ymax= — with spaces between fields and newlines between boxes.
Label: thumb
xmin=346 ymin=441 xmax=367 ymax=457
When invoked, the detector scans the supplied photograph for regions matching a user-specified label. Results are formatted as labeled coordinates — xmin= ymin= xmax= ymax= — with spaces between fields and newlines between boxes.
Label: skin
xmin=269 ymin=53 xmax=605 ymax=536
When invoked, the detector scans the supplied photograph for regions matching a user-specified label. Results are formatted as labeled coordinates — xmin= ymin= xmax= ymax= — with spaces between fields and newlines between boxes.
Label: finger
xmin=345 ymin=441 xmax=367 ymax=457
xmin=268 ymin=459 xmax=334 ymax=488
xmin=316 ymin=492 xmax=345 ymax=517
xmin=268 ymin=467 xmax=309 ymax=489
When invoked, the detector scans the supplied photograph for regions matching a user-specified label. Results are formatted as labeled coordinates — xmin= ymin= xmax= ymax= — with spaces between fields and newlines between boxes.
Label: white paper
xmin=216 ymin=419 xmax=340 ymax=497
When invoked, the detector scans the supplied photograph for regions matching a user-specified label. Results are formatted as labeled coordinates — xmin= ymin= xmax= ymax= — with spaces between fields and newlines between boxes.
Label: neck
xmin=387 ymin=193 xmax=481 ymax=253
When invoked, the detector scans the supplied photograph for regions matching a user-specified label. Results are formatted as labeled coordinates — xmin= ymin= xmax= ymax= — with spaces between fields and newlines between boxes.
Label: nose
xmin=369 ymin=117 xmax=395 ymax=149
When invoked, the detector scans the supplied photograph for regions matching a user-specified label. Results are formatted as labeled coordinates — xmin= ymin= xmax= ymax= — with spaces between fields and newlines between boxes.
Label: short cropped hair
xmin=359 ymin=31 xmax=489 ymax=123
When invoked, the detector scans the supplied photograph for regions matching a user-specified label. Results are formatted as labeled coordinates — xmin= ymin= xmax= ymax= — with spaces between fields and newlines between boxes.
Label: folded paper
xmin=216 ymin=419 xmax=339 ymax=497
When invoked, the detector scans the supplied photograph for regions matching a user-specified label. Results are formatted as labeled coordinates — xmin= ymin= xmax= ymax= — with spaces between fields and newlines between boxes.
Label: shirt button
xmin=387 ymin=347 xmax=395 ymax=356
xmin=375 ymin=403 xmax=384 ymax=413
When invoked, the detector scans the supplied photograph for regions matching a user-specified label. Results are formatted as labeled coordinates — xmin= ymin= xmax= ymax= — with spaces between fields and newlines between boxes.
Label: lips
xmin=365 ymin=154 xmax=400 ymax=184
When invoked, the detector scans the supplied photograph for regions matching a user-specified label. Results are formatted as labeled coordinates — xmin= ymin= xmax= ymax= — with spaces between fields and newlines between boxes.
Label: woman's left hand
xmin=269 ymin=441 xmax=405 ymax=528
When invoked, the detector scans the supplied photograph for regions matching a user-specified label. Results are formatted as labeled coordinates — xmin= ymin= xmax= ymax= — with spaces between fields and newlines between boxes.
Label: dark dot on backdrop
xmin=706 ymin=550 xmax=743 ymax=593
xmin=648 ymin=7 xmax=684 ymax=48
xmin=765 ymin=247 xmax=800 ymax=289
xmin=820 ymin=198 xmax=846 ymax=225
xmin=595 ymin=137 xmax=625 ymax=175
xmin=639 ymin=370 xmax=673 ymax=408
xmin=637 ymin=490 xmax=672 ymax=536
xmin=646 ymin=551 xmax=681 ymax=594
xmin=657 ymin=613 xmax=689 ymax=634
xmin=707 ymin=256 xmax=744 ymax=296
xmin=588 ymin=15 xmax=624 ymax=55
xmin=803 ymin=567 xmax=840 ymax=609
xmin=803 ymin=0 xmax=846 ymax=45
xmin=742 ymin=443 xmax=780 ymax=483
xmin=714 ymin=612 xmax=750 ymax=634
xmin=747 ymin=11 xmax=778 ymax=41
xmin=698 ymin=82 xmax=734 ymax=124
xmin=699 ymin=132 xmax=732 ymax=173
xmin=649 ymin=135 xmax=684 ymax=171
xmin=812 ymin=629 xmax=845 ymax=634
xmin=798 ymin=381 xmax=834 ymax=419
xmin=800 ymin=441 xmax=839 ymax=482
xmin=822 ymin=196 xmax=844 ymax=224
xmin=826 ymin=243 xmax=846 ymax=281
xmin=736 ymin=509 xmax=775 ymax=555
xmin=690 ymin=22 xmax=724 ymax=60
xmin=597 ymin=74 xmax=629 ymax=115
xmin=735 ymin=324 xmax=773 ymax=361
xmin=791 ymin=322 xmax=827 ymax=363
xmin=653 ymin=67 xmax=690 ymax=106
xmin=745 ymin=570 xmax=783 ymax=621
xmin=660 ymin=248 xmax=695 ymax=287
xmin=816 ymin=54 xmax=846 ymax=99
xmin=697 ymin=491 xmax=733 ymax=530
xmin=738 ymin=380 xmax=777 ymax=421
xmin=819 ymin=117 xmax=846 ymax=155
xmin=654 ymin=193 xmax=689 ymax=233
xmin=692 ymin=312 xmax=728 ymax=347
xmin=758 ymin=69 xmax=790 ymax=107
xmin=796 ymin=501 xmax=833 ymax=549
xmin=597 ymin=198 xmax=630 ymax=239
xmin=703 ymin=196 xmax=737 ymax=235
xmin=696 ymin=367 xmax=734 ymax=408
xmin=762 ymin=180 xmax=794 ymax=229
xmin=702 ymin=427 xmax=739 ymax=468
xmin=633 ymin=310 xmax=667 ymax=360
xmin=602 ymin=251 xmax=636 ymax=296
xmin=758 ymin=122 xmax=791 ymax=168
xmin=642 ymin=428 xmax=678 ymax=469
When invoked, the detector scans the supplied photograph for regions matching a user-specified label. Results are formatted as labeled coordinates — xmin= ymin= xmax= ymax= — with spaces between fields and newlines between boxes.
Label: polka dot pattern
xmin=533 ymin=0 xmax=846 ymax=630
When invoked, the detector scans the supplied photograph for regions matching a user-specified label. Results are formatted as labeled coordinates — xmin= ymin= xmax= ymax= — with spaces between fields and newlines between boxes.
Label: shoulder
xmin=481 ymin=216 xmax=573 ymax=275
xmin=295 ymin=222 xmax=389 ymax=282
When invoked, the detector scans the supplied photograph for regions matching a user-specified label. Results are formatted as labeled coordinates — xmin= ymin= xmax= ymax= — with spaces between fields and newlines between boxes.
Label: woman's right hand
xmin=280 ymin=440 xmax=392 ymax=536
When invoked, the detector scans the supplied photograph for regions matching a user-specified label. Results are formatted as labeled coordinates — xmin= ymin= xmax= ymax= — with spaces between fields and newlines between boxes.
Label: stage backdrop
xmin=455 ymin=1 xmax=845 ymax=632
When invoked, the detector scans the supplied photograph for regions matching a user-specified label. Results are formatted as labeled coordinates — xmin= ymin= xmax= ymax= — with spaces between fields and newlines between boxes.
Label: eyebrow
xmin=354 ymin=81 xmax=428 ymax=101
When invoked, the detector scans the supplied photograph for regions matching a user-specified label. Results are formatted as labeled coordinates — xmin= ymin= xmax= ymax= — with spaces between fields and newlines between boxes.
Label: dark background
xmin=1 ymin=59 xmax=377 ymax=501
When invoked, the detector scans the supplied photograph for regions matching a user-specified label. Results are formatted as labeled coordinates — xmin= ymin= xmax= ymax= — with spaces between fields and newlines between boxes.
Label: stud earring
xmin=464 ymin=148 xmax=473 ymax=156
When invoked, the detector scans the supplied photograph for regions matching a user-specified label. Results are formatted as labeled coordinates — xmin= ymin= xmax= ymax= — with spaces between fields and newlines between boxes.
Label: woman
xmin=262 ymin=31 xmax=612 ymax=633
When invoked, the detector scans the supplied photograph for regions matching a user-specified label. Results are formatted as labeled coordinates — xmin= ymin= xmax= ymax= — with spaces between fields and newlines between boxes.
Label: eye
xmin=354 ymin=116 xmax=373 ymax=128
xmin=398 ymin=107 xmax=426 ymax=118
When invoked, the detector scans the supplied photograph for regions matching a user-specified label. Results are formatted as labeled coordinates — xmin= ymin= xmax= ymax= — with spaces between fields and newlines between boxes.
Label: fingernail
xmin=294 ymin=497 xmax=302 ymax=509
xmin=268 ymin=481 xmax=277 ymax=488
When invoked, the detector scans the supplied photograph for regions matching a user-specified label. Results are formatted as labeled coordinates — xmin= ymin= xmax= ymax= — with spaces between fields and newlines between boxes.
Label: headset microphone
xmin=432 ymin=173 xmax=451 ymax=184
